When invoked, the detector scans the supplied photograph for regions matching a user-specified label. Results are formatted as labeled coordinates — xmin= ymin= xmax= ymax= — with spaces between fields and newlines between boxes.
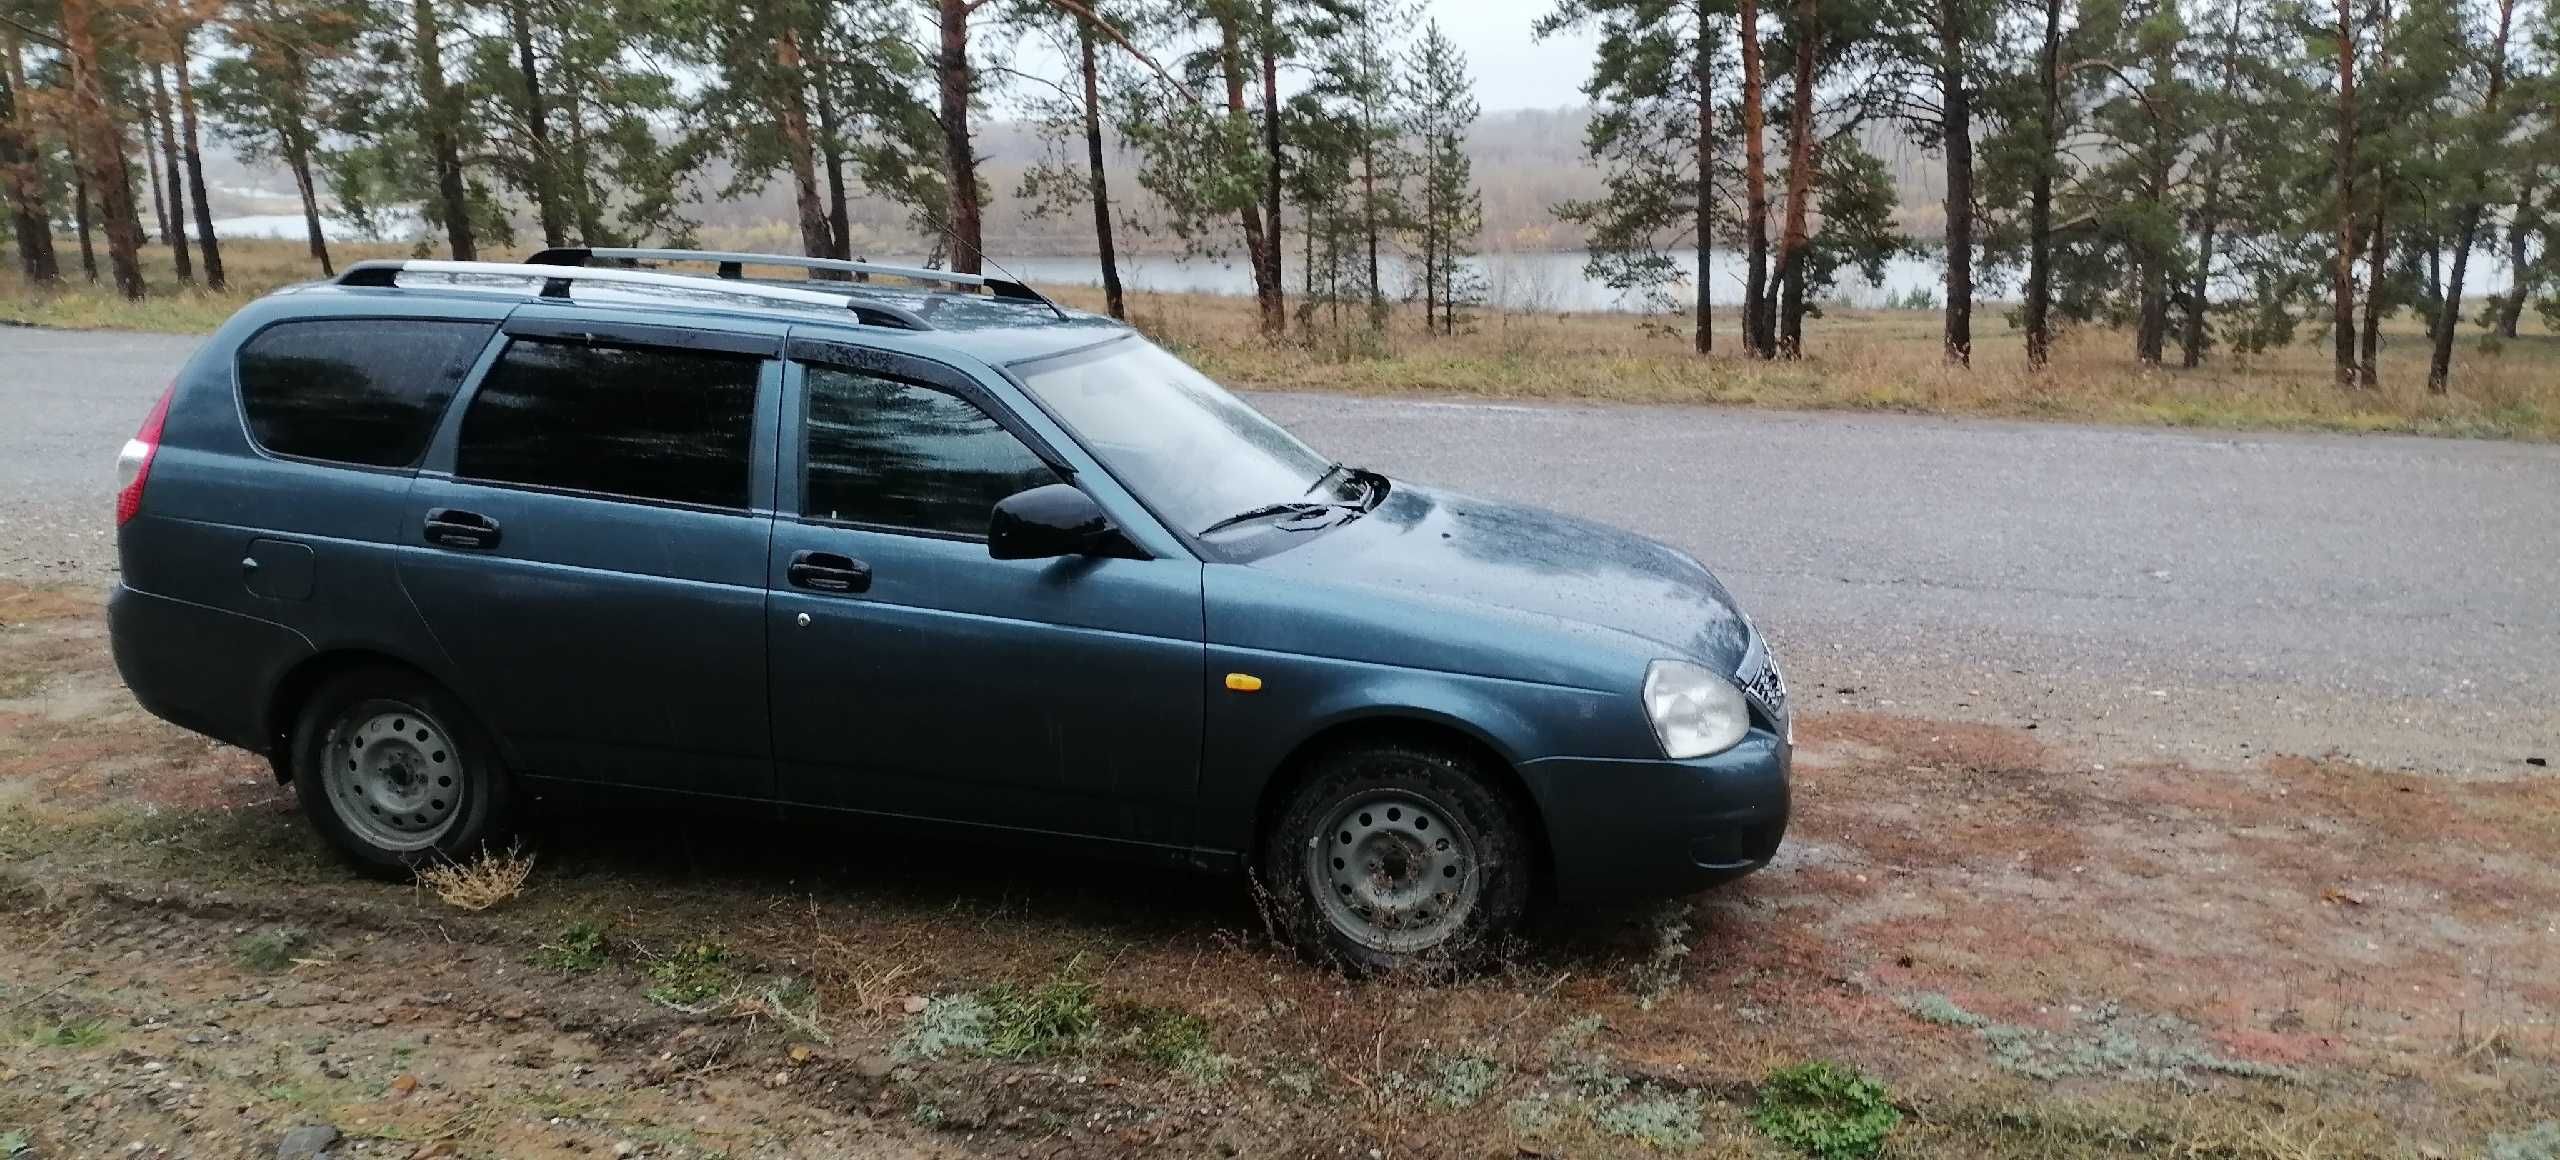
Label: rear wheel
xmin=1260 ymin=742 xmax=1532 ymax=974
xmin=290 ymin=666 xmax=512 ymax=877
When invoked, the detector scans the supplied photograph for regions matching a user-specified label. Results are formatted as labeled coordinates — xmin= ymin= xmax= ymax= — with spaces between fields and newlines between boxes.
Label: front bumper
xmin=1519 ymin=730 xmax=1790 ymax=904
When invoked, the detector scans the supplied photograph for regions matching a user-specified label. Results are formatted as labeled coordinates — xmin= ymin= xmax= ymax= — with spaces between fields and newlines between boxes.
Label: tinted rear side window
xmin=235 ymin=319 xmax=493 ymax=467
xmin=456 ymin=339 xmax=762 ymax=509
xmin=802 ymin=366 xmax=1056 ymax=536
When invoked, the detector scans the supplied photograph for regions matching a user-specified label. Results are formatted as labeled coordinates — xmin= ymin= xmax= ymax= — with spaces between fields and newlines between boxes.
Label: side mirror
xmin=988 ymin=483 xmax=1141 ymax=561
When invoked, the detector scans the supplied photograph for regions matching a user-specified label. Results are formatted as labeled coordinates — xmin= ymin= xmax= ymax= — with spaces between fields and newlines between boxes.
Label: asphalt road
xmin=6 ymin=326 xmax=2553 ymax=775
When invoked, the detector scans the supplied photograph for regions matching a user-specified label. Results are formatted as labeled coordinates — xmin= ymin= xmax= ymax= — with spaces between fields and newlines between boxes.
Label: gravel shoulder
xmin=4 ymin=583 xmax=2558 ymax=1158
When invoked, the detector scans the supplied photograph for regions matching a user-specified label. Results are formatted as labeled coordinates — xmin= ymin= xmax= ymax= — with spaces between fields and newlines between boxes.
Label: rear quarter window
xmin=235 ymin=319 xmax=494 ymax=468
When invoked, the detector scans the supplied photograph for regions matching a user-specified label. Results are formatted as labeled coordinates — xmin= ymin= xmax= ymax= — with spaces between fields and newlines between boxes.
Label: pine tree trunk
xmin=282 ymin=117 xmax=332 ymax=274
xmin=2025 ymin=0 xmax=2060 ymax=370
xmin=775 ymin=24 xmax=835 ymax=262
xmin=1695 ymin=7 xmax=1714 ymax=355
xmin=2359 ymin=197 xmax=2387 ymax=385
xmin=143 ymin=68 xmax=171 ymax=245
xmin=2496 ymin=178 xmax=2538 ymax=339
xmin=1739 ymin=0 xmax=1772 ymax=357
xmin=2183 ymin=0 xmax=2240 ymax=369
xmin=810 ymin=56 xmax=850 ymax=261
xmin=63 ymin=0 xmax=144 ymax=298
xmin=1774 ymin=0 xmax=1817 ymax=357
xmin=415 ymin=0 xmax=474 ymax=260
xmin=1217 ymin=14 xmax=1277 ymax=335
xmin=152 ymin=64 xmax=193 ymax=282
xmin=937 ymin=0 xmax=983 ymax=273
xmin=171 ymin=36 xmax=222 ymax=288
xmin=1937 ymin=0 xmax=1971 ymax=366
xmin=562 ymin=77 xmax=607 ymax=244
xmin=74 ymin=169 xmax=98 ymax=282
xmin=0 ymin=43 xmax=57 ymax=283
xmin=508 ymin=0 xmax=566 ymax=247
xmin=1078 ymin=23 xmax=1125 ymax=320
xmin=2427 ymin=0 xmax=2515 ymax=393
xmin=1259 ymin=0 xmax=1285 ymax=334
xmin=2330 ymin=0 xmax=2357 ymax=385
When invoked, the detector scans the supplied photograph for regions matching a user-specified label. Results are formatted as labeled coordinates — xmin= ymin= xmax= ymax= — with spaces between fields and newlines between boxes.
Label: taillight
xmin=115 ymin=384 xmax=175 ymax=527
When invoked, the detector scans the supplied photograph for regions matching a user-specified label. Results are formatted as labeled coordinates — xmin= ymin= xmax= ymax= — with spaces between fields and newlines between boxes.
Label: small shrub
xmin=1 ymin=1128 xmax=28 ymax=1155
xmin=1595 ymin=1092 xmax=1707 ymax=1151
xmin=417 ymin=845 xmax=535 ymax=911
xmin=1903 ymin=992 xmax=1987 ymax=1028
xmin=232 ymin=928 xmax=309 ymax=973
xmin=532 ymin=921 xmax=610 ymax=973
xmin=895 ymin=994 xmax=991 ymax=1060
xmin=1426 ymin=1052 xmax=1501 ymax=1109
xmin=1753 ymin=1061 xmax=1901 ymax=1159
xmin=982 ymin=969 xmax=1098 ymax=1059
xmin=644 ymin=942 xmax=738 ymax=1007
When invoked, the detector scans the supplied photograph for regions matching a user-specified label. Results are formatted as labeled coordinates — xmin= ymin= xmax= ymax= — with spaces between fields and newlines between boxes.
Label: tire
xmin=1259 ymin=742 xmax=1534 ymax=974
xmin=289 ymin=665 xmax=514 ymax=878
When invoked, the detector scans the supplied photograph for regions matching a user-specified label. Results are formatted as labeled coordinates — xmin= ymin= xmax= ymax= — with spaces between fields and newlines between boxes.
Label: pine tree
xmin=1404 ymin=18 xmax=1481 ymax=335
xmin=1542 ymin=0 xmax=1732 ymax=355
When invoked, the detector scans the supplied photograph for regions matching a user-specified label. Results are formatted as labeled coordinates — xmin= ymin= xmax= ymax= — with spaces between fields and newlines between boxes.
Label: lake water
xmin=210 ymin=214 xmax=2520 ymax=315
xmin=994 ymin=249 xmax=1951 ymax=312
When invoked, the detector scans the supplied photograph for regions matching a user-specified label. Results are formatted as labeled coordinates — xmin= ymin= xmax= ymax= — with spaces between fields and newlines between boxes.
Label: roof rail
xmin=334 ymin=258 xmax=933 ymax=330
xmin=528 ymin=247 xmax=1067 ymax=318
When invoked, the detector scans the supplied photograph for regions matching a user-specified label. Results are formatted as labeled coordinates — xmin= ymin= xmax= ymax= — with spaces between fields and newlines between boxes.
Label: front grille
xmin=1738 ymin=640 xmax=1788 ymax=724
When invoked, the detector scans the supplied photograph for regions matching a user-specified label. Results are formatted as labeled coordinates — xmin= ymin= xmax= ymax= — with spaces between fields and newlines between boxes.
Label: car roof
xmin=281 ymin=249 xmax=1135 ymax=368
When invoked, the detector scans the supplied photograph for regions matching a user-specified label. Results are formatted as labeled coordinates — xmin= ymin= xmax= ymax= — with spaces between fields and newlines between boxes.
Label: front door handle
xmin=423 ymin=508 xmax=502 ymax=550
xmin=787 ymin=549 xmax=871 ymax=594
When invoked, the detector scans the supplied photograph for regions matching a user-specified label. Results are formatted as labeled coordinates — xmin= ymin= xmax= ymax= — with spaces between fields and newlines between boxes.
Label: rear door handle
xmin=787 ymin=549 xmax=871 ymax=594
xmin=423 ymin=508 xmax=502 ymax=550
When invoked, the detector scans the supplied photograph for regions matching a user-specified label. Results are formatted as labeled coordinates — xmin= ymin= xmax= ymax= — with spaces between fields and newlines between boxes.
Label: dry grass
xmin=415 ymin=844 xmax=536 ymax=911
xmin=5 ymin=236 xmax=2555 ymax=439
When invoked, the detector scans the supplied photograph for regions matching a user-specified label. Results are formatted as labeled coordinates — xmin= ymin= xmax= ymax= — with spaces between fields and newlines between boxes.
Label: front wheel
xmin=1260 ymin=743 xmax=1533 ymax=974
xmin=290 ymin=666 xmax=513 ymax=877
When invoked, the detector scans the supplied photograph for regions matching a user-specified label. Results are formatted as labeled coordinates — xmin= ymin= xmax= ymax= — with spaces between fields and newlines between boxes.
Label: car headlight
xmin=1642 ymin=659 xmax=1753 ymax=759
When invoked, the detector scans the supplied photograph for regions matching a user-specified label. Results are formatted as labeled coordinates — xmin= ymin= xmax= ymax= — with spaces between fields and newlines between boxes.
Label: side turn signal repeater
xmin=1224 ymin=673 xmax=1264 ymax=692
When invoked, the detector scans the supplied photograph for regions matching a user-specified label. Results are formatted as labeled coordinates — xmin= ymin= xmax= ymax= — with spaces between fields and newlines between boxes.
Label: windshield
xmin=1016 ymin=337 xmax=1351 ymax=536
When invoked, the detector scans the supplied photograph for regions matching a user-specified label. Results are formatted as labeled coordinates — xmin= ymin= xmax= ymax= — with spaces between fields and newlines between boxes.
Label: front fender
xmin=1192 ymin=643 xmax=1648 ymax=857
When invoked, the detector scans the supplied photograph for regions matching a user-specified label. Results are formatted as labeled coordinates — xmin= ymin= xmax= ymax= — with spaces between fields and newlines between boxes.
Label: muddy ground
xmin=2 ymin=583 xmax=2555 ymax=1159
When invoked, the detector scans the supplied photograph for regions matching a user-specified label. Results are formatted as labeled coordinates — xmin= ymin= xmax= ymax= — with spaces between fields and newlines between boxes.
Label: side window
xmin=802 ymin=366 xmax=1057 ymax=536
xmin=456 ymin=339 xmax=762 ymax=509
xmin=236 ymin=318 xmax=492 ymax=467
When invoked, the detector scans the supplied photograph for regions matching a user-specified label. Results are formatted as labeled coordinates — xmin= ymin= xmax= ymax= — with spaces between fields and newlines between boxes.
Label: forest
xmin=0 ymin=0 xmax=2552 ymax=393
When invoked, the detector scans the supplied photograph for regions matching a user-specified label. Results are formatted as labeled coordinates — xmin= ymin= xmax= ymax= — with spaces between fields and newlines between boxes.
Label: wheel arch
xmin=1250 ymin=712 xmax=1555 ymax=896
xmin=261 ymin=649 xmax=499 ymax=782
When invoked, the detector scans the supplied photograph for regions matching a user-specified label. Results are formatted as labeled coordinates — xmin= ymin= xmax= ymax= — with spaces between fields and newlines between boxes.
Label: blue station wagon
xmin=107 ymin=248 xmax=1790 ymax=970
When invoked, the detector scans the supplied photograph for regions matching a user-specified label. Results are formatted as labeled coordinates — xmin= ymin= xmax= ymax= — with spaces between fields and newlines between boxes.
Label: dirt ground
xmin=3 ymin=582 xmax=2556 ymax=1159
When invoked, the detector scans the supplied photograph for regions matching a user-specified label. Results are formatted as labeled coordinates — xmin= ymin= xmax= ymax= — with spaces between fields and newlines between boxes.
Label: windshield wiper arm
xmin=1302 ymin=462 xmax=1351 ymax=497
xmin=1197 ymin=501 xmax=1338 ymax=537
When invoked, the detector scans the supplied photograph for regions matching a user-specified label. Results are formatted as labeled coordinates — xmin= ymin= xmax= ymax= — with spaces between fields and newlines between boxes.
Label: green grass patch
xmin=531 ymin=921 xmax=611 ymax=973
xmin=21 ymin=1018 xmax=112 ymax=1049
xmin=643 ymin=942 xmax=737 ymax=1007
xmin=980 ymin=966 xmax=1098 ymax=1059
xmin=1753 ymin=1061 xmax=1901 ymax=1159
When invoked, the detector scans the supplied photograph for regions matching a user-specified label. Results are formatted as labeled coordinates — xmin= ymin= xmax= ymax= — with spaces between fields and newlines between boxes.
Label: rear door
xmin=398 ymin=312 xmax=784 ymax=799
xmin=765 ymin=345 xmax=1205 ymax=849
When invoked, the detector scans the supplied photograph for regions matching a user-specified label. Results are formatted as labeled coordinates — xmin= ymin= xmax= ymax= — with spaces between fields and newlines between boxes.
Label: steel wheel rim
xmin=1306 ymin=789 xmax=1481 ymax=954
xmin=323 ymin=700 xmax=463 ymax=852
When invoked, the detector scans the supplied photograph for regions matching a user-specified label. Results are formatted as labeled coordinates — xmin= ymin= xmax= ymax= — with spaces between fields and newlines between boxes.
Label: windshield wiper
xmin=1196 ymin=501 xmax=1340 ymax=537
xmin=1302 ymin=462 xmax=1351 ymax=497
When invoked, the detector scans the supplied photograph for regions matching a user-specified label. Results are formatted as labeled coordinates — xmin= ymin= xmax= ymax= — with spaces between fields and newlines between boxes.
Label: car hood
xmin=1241 ymin=481 xmax=1754 ymax=674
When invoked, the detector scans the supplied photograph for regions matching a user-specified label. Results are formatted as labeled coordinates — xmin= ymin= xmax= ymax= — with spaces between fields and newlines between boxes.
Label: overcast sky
xmin=1424 ymin=0 xmax=1599 ymax=110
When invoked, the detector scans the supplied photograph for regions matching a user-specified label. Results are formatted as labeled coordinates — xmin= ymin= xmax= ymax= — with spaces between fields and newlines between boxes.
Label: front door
xmin=766 ymin=356 xmax=1204 ymax=849
xmin=399 ymin=319 xmax=783 ymax=798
